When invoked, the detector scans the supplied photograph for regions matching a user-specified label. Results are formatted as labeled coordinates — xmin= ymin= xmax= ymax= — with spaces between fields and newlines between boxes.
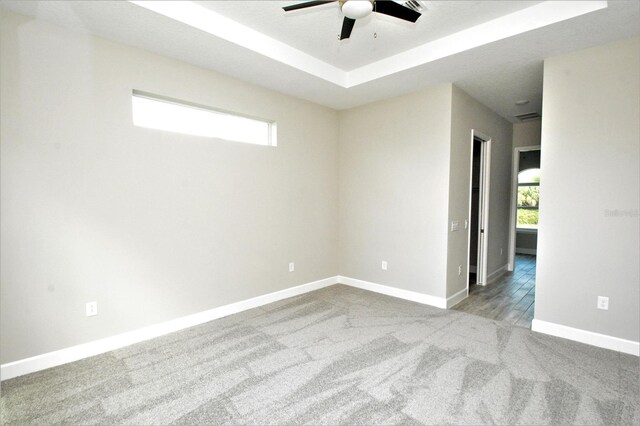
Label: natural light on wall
xmin=132 ymin=91 xmax=276 ymax=146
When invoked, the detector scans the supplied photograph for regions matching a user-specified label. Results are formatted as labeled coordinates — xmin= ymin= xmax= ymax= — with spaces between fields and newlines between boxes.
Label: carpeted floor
xmin=1 ymin=284 xmax=638 ymax=425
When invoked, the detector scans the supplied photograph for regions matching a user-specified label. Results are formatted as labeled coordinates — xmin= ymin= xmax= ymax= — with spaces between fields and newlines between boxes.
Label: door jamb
xmin=466 ymin=130 xmax=492 ymax=291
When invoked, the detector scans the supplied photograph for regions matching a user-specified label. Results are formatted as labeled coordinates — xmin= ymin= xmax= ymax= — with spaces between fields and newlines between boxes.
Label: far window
xmin=517 ymin=168 xmax=540 ymax=230
xmin=132 ymin=91 xmax=276 ymax=146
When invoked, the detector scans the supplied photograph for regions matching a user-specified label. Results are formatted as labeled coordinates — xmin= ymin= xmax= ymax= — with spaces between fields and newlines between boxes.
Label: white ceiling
xmin=1 ymin=1 xmax=639 ymax=122
xmin=200 ymin=1 xmax=543 ymax=71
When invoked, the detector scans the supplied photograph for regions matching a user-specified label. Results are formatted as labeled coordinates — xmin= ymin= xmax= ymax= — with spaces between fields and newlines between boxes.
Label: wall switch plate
xmin=451 ymin=221 xmax=459 ymax=232
xmin=86 ymin=301 xmax=97 ymax=317
xmin=288 ymin=262 xmax=295 ymax=272
xmin=381 ymin=261 xmax=388 ymax=270
xmin=458 ymin=265 xmax=462 ymax=276
xmin=597 ymin=296 xmax=609 ymax=310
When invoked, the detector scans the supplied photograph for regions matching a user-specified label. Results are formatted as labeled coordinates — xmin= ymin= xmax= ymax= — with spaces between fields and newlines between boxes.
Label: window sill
xmin=516 ymin=228 xmax=538 ymax=234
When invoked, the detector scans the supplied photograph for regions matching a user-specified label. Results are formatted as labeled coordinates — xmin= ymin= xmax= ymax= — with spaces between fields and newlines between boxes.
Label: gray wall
xmin=9 ymin=9 xmax=635 ymax=366
xmin=536 ymin=37 xmax=639 ymax=341
xmin=338 ymin=85 xmax=453 ymax=297
xmin=515 ymin=232 xmax=537 ymax=253
xmin=338 ymin=83 xmax=513 ymax=302
xmin=519 ymin=150 xmax=540 ymax=173
xmin=0 ymin=11 xmax=339 ymax=363
xmin=446 ymin=87 xmax=513 ymax=295
xmin=513 ymin=120 xmax=541 ymax=149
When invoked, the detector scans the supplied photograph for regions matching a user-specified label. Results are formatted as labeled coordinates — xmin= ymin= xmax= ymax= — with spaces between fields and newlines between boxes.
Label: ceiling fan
xmin=282 ymin=0 xmax=422 ymax=40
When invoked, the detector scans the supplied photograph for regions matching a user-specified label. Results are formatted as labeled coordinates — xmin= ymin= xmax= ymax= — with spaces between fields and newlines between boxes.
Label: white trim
xmin=0 ymin=276 xmax=338 ymax=381
xmin=487 ymin=264 xmax=509 ymax=283
xmin=470 ymin=131 xmax=491 ymax=287
xmin=129 ymin=1 xmax=607 ymax=89
xmin=337 ymin=276 xmax=447 ymax=309
xmin=465 ymin=131 xmax=475 ymax=298
xmin=1 ymin=275 xmax=450 ymax=380
xmin=129 ymin=1 xmax=345 ymax=86
xmin=532 ymin=319 xmax=639 ymax=356
xmin=5 ymin=275 xmax=636 ymax=381
xmin=446 ymin=288 xmax=468 ymax=308
xmin=480 ymin=137 xmax=491 ymax=285
xmin=346 ymin=1 xmax=609 ymax=87
xmin=515 ymin=248 xmax=537 ymax=255
xmin=516 ymin=228 xmax=538 ymax=234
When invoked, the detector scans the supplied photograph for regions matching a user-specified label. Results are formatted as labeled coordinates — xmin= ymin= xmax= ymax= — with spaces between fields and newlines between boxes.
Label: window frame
xmin=516 ymin=169 xmax=540 ymax=231
xmin=131 ymin=90 xmax=277 ymax=147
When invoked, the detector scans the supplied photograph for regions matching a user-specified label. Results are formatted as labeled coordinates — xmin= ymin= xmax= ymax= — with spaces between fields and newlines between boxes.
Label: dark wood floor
xmin=452 ymin=255 xmax=536 ymax=328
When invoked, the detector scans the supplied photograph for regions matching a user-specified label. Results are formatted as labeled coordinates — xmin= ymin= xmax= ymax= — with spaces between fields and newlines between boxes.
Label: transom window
xmin=132 ymin=91 xmax=276 ymax=146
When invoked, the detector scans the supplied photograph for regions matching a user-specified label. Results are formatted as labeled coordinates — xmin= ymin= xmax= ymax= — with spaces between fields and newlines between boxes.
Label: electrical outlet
xmin=86 ymin=301 xmax=97 ymax=317
xmin=288 ymin=262 xmax=295 ymax=272
xmin=381 ymin=261 xmax=388 ymax=270
xmin=458 ymin=265 xmax=462 ymax=276
xmin=597 ymin=296 xmax=609 ymax=310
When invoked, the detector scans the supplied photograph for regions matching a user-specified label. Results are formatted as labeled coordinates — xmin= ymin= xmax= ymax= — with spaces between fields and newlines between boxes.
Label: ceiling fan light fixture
xmin=341 ymin=0 xmax=373 ymax=20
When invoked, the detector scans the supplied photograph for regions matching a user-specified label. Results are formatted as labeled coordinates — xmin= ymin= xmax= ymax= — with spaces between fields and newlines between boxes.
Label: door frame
xmin=466 ymin=130 xmax=492 ymax=290
xmin=508 ymin=145 xmax=541 ymax=271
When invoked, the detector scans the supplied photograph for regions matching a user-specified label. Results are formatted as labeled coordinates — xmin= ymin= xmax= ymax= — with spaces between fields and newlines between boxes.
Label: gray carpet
xmin=1 ymin=284 xmax=638 ymax=425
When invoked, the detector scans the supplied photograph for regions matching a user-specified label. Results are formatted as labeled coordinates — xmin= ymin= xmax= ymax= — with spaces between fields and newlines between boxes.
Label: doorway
xmin=452 ymin=254 xmax=537 ymax=328
xmin=454 ymin=140 xmax=538 ymax=329
xmin=508 ymin=146 xmax=541 ymax=270
xmin=467 ymin=132 xmax=491 ymax=289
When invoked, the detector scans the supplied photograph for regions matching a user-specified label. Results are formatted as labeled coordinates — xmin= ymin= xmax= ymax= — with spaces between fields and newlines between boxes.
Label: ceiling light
xmin=341 ymin=0 xmax=373 ymax=20
xmin=515 ymin=100 xmax=530 ymax=106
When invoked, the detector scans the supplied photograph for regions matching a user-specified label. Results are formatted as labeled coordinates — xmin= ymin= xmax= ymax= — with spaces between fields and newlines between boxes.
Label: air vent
xmin=403 ymin=0 xmax=426 ymax=12
xmin=514 ymin=112 xmax=541 ymax=121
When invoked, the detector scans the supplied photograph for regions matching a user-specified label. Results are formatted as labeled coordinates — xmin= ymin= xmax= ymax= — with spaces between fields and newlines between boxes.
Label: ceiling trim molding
xmin=130 ymin=1 xmax=608 ymax=89
xmin=129 ymin=0 xmax=347 ymax=86
xmin=346 ymin=1 xmax=608 ymax=87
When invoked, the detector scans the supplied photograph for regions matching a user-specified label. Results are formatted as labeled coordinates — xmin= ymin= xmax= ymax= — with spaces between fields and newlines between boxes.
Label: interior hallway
xmin=452 ymin=255 xmax=536 ymax=328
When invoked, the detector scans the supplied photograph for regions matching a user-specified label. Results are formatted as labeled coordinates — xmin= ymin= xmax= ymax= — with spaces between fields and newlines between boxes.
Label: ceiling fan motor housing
xmin=283 ymin=0 xmax=421 ymax=40
xmin=340 ymin=0 xmax=374 ymax=19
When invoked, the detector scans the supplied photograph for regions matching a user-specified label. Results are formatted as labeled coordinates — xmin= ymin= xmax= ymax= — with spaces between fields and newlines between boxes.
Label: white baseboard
xmin=338 ymin=276 xmax=447 ymax=309
xmin=532 ymin=319 xmax=639 ymax=356
xmin=516 ymin=248 xmax=537 ymax=255
xmin=446 ymin=288 xmax=468 ymax=308
xmin=487 ymin=264 xmax=508 ymax=283
xmin=1 ymin=276 xmax=448 ymax=380
xmin=11 ymin=275 xmax=635 ymax=381
xmin=0 ymin=276 xmax=338 ymax=381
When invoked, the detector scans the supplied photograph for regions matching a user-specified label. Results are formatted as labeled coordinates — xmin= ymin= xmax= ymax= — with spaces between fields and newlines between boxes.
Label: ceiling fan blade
xmin=340 ymin=17 xmax=356 ymax=40
xmin=283 ymin=0 xmax=336 ymax=12
xmin=374 ymin=0 xmax=421 ymax=22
